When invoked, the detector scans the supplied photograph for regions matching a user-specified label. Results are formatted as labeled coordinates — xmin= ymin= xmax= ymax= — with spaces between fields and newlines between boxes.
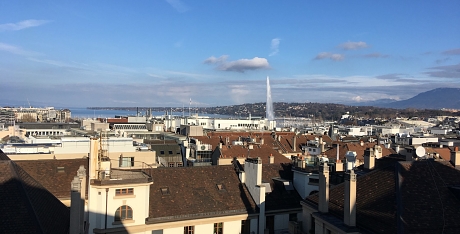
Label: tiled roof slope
xmin=262 ymin=163 xmax=302 ymax=211
xmin=16 ymin=158 xmax=89 ymax=199
xmin=196 ymin=132 xmax=292 ymax=164
xmin=281 ymin=134 xmax=333 ymax=153
xmin=323 ymin=142 xmax=396 ymax=161
xmin=147 ymin=165 xmax=257 ymax=223
xmin=0 ymin=150 xmax=70 ymax=233
xmin=219 ymin=144 xmax=291 ymax=164
xmin=306 ymin=160 xmax=460 ymax=233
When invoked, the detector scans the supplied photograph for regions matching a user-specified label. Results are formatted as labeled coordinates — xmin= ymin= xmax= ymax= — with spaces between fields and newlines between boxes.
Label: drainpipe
xmin=105 ymin=188 xmax=109 ymax=230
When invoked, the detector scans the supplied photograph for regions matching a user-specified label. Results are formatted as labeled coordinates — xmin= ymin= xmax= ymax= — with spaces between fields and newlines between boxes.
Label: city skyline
xmin=1 ymin=1 xmax=459 ymax=107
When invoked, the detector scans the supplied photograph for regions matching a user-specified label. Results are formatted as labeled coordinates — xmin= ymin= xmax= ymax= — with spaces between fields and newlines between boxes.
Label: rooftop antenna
xmin=27 ymin=98 xmax=31 ymax=108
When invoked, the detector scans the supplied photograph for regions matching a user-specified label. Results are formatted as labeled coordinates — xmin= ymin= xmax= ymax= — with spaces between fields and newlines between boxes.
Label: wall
xmin=274 ymin=213 xmax=289 ymax=231
xmin=293 ymin=170 xmax=319 ymax=199
xmin=88 ymin=183 xmax=151 ymax=231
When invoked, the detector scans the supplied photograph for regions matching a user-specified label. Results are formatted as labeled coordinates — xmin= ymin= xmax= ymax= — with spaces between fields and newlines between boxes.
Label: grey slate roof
xmin=305 ymin=159 xmax=460 ymax=234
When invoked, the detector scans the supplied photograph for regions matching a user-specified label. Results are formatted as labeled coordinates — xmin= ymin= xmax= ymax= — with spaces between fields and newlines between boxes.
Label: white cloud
xmin=269 ymin=38 xmax=280 ymax=56
xmin=339 ymin=41 xmax=368 ymax=50
xmin=204 ymin=55 xmax=270 ymax=72
xmin=314 ymin=52 xmax=344 ymax=61
xmin=165 ymin=0 xmax=190 ymax=13
xmin=0 ymin=42 xmax=39 ymax=56
xmin=0 ymin=19 xmax=50 ymax=31
xmin=351 ymin=96 xmax=363 ymax=102
xmin=203 ymin=55 xmax=228 ymax=64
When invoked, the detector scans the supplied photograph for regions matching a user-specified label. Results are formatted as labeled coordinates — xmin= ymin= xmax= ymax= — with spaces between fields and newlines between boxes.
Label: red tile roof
xmin=323 ymin=142 xmax=396 ymax=161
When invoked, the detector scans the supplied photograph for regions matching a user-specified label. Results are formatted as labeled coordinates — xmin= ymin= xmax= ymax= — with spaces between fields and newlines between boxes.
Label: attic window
xmin=160 ymin=187 xmax=170 ymax=195
xmin=57 ymin=167 xmax=65 ymax=173
xmin=216 ymin=184 xmax=226 ymax=191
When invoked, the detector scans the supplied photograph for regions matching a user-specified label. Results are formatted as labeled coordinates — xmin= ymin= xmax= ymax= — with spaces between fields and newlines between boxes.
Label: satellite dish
xmin=415 ymin=146 xmax=426 ymax=157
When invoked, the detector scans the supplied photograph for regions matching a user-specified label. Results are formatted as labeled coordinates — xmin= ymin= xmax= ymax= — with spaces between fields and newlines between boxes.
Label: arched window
xmin=114 ymin=205 xmax=133 ymax=221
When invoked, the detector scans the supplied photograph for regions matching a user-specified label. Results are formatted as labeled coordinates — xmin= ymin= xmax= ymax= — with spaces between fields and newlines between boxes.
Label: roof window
xmin=160 ymin=187 xmax=170 ymax=195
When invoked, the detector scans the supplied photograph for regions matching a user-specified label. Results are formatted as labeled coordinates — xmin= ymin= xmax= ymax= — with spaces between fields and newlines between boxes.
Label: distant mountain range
xmin=354 ymin=88 xmax=460 ymax=109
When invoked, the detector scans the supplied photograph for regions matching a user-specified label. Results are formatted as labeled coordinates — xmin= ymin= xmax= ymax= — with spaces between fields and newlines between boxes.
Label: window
xmin=177 ymin=163 xmax=183 ymax=167
xmin=168 ymin=150 xmax=173 ymax=154
xmin=216 ymin=184 xmax=225 ymax=191
xmin=121 ymin=157 xmax=134 ymax=167
xmin=214 ymin=222 xmax=223 ymax=234
xmin=309 ymin=178 xmax=319 ymax=185
xmin=115 ymin=205 xmax=133 ymax=221
xmin=115 ymin=188 xmax=134 ymax=196
xmin=160 ymin=150 xmax=165 ymax=155
xmin=160 ymin=187 xmax=170 ymax=195
xmin=169 ymin=163 xmax=175 ymax=167
xmin=184 ymin=226 xmax=194 ymax=234
xmin=57 ymin=167 xmax=65 ymax=173
xmin=241 ymin=220 xmax=250 ymax=234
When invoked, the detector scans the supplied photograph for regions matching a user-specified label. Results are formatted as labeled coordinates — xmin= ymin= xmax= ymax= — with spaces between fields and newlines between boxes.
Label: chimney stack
xmin=318 ymin=163 xmax=330 ymax=213
xmin=269 ymin=154 xmax=274 ymax=164
xmin=319 ymin=136 xmax=325 ymax=153
xmin=70 ymin=175 xmax=83 ymax=234
xmin=344 ymin=170 xmax=357 ymax=227
xmin=451 ymin=147 xmax=460 ymax=169
xmin=364 ymin=148 xmax=375 ymax=170
xmin=335 ymin=144 xmax=343 ymax=172
xmin=293 ymin=136 xmax=297 ymax=151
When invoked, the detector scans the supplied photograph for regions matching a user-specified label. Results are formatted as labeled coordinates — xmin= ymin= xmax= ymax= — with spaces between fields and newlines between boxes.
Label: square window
xmin=168 ymin=151 xmax=173 ymax=154
xmin=184 ymin=226 xmax=194 ymax=234
xmin=160 ymin=187 xmax=170 ymax=195
xmin=214 ymin=222 xmax=223 ymax=234
xmin=57 ymin=167 xmax=65 ymax=173
xmin=160 ymin=151 xmax=165 ymax=155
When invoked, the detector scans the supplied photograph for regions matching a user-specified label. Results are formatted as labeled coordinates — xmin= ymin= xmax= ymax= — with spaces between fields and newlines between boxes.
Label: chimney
xmin=293 ymin=136 xmax=297 ymax=151
xmin=269 ymin=154 xmax=274 ymax=164
xmin=319 ymin=136 xmax=325 ymax=153
xmin=260 ymin=138 xmax=264 ymax=145
xmin=364 ymin=148 xmax=375 ymax=170
xmin=451 ymin=147 xmax=460 ymax=168
xmin=70 ymin=176 xmax=83 ymax=234
xmin=344 ymin=170 xmax=357 ymax=227
xmin=89 ymin=138 xmax=99 ymax=179
xmin=318 ymin=163 xmax=330 ymax=213
xmin=77 ymin=165 xmax=86 ymax=233
xmin=335 ymin=144 xmax=344 ymax=172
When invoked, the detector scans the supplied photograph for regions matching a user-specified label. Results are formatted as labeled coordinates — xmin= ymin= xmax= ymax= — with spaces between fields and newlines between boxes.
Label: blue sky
xmin=1 ymin=1 xmax=459 ymax=107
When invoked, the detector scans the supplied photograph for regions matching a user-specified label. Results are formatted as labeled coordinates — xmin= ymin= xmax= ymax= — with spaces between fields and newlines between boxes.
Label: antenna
xmin=27 ymin=98 xmax=31 ymax=108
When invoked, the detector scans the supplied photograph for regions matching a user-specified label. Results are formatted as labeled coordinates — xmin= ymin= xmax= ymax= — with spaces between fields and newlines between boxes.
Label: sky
xmin=1 ymin=1 xmax=459 ymax=108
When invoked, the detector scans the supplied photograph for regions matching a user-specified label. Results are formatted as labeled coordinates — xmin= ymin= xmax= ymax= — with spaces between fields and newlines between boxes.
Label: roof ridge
xmin=9 ymin=161 xmax=45 ymax=234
